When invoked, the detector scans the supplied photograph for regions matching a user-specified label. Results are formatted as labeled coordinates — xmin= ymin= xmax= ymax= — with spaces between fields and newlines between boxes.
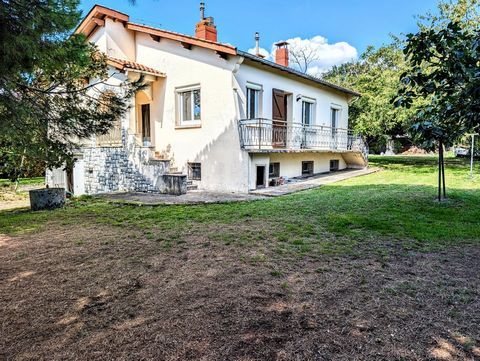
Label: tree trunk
xmin=438 ymin=140 xmax=446 ymax=201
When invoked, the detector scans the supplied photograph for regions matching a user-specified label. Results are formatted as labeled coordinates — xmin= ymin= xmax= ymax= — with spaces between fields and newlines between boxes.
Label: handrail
xmin=238 ymin=118 xmax=367 ymax=159
xmin=239 ymin=118 xmax=351 ymax=132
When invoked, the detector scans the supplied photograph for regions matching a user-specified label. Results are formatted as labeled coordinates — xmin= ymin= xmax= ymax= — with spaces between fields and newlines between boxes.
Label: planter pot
xmin=29 ymin=188 xmax=66 ymax=211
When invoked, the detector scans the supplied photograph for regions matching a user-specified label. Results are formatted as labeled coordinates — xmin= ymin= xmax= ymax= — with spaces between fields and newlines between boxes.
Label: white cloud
xmin=281 ymin=36 xmax=358 ymax=75
xmin=248 ymin=35 xmax=358 ymax=76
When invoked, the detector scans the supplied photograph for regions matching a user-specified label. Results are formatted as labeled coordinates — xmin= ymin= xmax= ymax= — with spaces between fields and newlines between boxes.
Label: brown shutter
xmin=272 ymin=89 xmax=286 ymax=120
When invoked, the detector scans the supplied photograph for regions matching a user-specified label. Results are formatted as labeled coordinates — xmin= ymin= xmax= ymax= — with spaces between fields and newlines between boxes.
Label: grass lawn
xmin=0 ymin=156 xmax=479 ymax=360
xmin=0 ymin=177 xmax=44 ymax=210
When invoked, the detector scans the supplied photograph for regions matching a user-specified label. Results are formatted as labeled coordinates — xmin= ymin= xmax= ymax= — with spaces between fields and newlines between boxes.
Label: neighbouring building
xmin=47 ymin=3 xmax=368 ymax=195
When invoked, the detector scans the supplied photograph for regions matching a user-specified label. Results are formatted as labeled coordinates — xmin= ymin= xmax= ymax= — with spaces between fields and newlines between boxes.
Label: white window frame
xmin=301 ymin=96 xmax=316 ymax=127
xmin=246 ymin=82 xmax=263 ymax=119
xmin=176 ymin=84 xmax=201 ymax=126
xmin=330 ymin=104 xmax=342 ymax=129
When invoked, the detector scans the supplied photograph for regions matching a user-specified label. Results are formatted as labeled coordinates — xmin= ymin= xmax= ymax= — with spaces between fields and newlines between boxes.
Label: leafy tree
xmin=323 ymin=43 xmax=421 ymax=152
xmin=394 ymin=20 xmax=480 ymax=200
xmin=419 ymin=0 xmax=480 ymax=30
xmin=0 ymin=0 xmax=140 ymax=182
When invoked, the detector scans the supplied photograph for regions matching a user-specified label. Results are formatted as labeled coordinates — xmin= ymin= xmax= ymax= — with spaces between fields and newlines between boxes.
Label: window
xmin=246 ymin=83 xmax=262 ymax=119
xmin=301 ymin=99 xmax=314 ymax=126
xmin=188 ymin=162 xmax=201 ymax=180
xmin=331 ymin=107 xmax=340 ymax=129
xmin=330 ymin=159 xmax=339 ymax=171
xmin=302 ymin=161 xmax=314 ymax=176
xmin=177 ymin=86 xmax=201 ymax=126
xmin=269 ymin=162 xmax=280 ymax=178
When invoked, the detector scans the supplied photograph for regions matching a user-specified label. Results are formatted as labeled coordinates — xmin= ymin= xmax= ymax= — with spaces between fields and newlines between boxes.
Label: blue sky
xmin=79 ymin=0 xmax=440 ymax=72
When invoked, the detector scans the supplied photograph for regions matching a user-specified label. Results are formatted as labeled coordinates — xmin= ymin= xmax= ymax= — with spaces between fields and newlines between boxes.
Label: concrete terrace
xmin=250 ymin=168 xmax=379 ymax=197
xmin=98 ymin=168 xmax=379 ymax=205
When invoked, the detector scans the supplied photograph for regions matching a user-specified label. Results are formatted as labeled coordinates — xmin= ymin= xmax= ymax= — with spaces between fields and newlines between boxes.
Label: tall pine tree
xmin=0 ymin=0 xmax=140 ymax=181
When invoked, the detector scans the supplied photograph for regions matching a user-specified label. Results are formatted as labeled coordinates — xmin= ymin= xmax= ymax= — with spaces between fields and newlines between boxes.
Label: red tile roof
xmin=126 ymin=22 xmax=236 ymax=56
xmin=78 ymin=5 xmax=359 ymax=97
xmin=107 ymin=57 xmax=165 ymax=77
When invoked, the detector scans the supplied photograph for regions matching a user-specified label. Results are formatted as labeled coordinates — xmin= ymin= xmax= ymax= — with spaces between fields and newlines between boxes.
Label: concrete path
xmin=99 ymin=190 xmax=266 ymax=205
xmin=250 ymin=168 xmax=380 ymax=197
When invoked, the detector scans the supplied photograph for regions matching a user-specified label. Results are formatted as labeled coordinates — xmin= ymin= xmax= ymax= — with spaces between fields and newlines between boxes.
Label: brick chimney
xmin=275 ymin=41 xmax=289 ymax=67
xmin=195 ymin=2 xmax=217 ymax=42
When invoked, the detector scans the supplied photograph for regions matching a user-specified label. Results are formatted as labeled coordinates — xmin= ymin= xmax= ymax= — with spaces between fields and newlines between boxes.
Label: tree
xmin=394 ymin=21 xmax=480 ymax=201
xmin=418 ymin=0 xmax=480 ymax=30
xmin=323 ymin=43 xmax=422 ymax=152
xmin=289 ymin=42 xmax=320 ymax=74
xmin=0 ymin=0 xmax=140 ymax=182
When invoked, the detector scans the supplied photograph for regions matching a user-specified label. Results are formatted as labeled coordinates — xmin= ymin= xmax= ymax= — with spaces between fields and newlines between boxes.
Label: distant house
xmin=47 ymin=4 xmax=367 ymax=195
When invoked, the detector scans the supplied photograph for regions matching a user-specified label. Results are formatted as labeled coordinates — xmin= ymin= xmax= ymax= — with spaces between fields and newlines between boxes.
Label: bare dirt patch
xmin=1 ymin=222 xmax=479 ymax=360
xmin=0 ymin=189 xmax=29 ymax=210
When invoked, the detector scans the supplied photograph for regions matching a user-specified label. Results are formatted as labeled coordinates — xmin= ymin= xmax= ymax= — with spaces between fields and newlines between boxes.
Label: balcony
xmin=238 ymin=118 xmax=368 ymax=156
xmin=96 ymin=126 xmax=123 ymax=147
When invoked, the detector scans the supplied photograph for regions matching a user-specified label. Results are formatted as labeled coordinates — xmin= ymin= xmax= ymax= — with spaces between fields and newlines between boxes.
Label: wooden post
xmin=438 ymin=140 xmax=442 ymax=202
xmin=440 ymin=141 xmax=446 ymax=199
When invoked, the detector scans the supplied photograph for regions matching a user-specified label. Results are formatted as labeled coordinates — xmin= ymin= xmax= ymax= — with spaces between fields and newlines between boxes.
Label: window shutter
xmin=272 ymin=89 xmax=286 ymax=120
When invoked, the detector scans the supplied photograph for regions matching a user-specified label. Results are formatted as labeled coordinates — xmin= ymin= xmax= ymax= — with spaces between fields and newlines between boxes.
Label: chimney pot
xmin=274 ymin=41 xmax=289 ymax=67
xmin=200 ymin=2 xmax=205 ymax=20
xmin=195 ymin=3 xmax=217 ymax=42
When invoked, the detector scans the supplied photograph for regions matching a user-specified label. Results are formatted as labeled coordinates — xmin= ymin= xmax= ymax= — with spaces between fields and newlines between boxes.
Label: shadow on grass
xmin=1 ymin=180 xmax=478 ymax=254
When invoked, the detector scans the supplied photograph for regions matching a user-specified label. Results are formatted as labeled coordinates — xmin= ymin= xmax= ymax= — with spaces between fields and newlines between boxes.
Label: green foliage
xmin=324 ymin=0 xmax=480 ymax=152
xmin=323 ymin=43 xmax=421 ymax=147
xmin=419 ymin=0 xmax=480 ymax=30
xmin=395 ymin=21 xmax=480 ymax=150
xmin=0 ymin=0 xmax=141 ymax=181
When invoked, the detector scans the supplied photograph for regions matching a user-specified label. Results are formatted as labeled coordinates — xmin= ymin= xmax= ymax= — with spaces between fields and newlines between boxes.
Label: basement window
xmin=330 ymin=159 xmax=339 ymax=171
xmin=269 ymin=162 xmax=280 ymax=178
xmin=188 ymin=162 xmax=201 ymax=180
xmin=302 ymin=161 xmax=314 ymax=176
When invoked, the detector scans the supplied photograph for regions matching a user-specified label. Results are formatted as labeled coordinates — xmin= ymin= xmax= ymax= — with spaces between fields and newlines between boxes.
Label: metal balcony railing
xmin=96 ymin=126 xmax=123 ymax=147
xmin=238 ymin=118 xmax=368 ymax=156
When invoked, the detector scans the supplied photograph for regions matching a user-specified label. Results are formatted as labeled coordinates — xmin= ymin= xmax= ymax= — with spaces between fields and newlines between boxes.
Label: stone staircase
xmin=153 ymin=151 xmax=198 ymax=191
xmin=118 ymin=130 xmax=187 ymax=195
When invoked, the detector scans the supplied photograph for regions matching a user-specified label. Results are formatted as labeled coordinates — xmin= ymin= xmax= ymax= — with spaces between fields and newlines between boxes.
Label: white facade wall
xmin=83 ymin=20 xmax=357 ymax=194
xmin=234 ymin=63 xmax=350 ymax=129
xmin=249 ymin=153 xmax=347 ymax=190
xmin=134 ymin=33 xmax=249 ymax=193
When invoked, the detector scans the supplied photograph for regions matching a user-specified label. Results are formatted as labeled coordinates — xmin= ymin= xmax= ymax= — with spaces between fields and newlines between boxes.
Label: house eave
xmin=238 ymin=51 xmax=361 ymax=98
xmin=75 ymin=5 xmax=129 ymax=37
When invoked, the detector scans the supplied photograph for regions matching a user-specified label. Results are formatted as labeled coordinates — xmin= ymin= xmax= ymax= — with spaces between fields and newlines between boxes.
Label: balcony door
xmin=330 ymin=107 xmax=339 ymax=149
xmin=272 ymin=89 xmax=287 ymax=148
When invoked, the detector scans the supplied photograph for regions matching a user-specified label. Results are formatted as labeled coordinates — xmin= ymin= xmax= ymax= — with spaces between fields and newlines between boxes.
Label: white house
xmin=47 ymin=4 xmax=367 ymax=195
